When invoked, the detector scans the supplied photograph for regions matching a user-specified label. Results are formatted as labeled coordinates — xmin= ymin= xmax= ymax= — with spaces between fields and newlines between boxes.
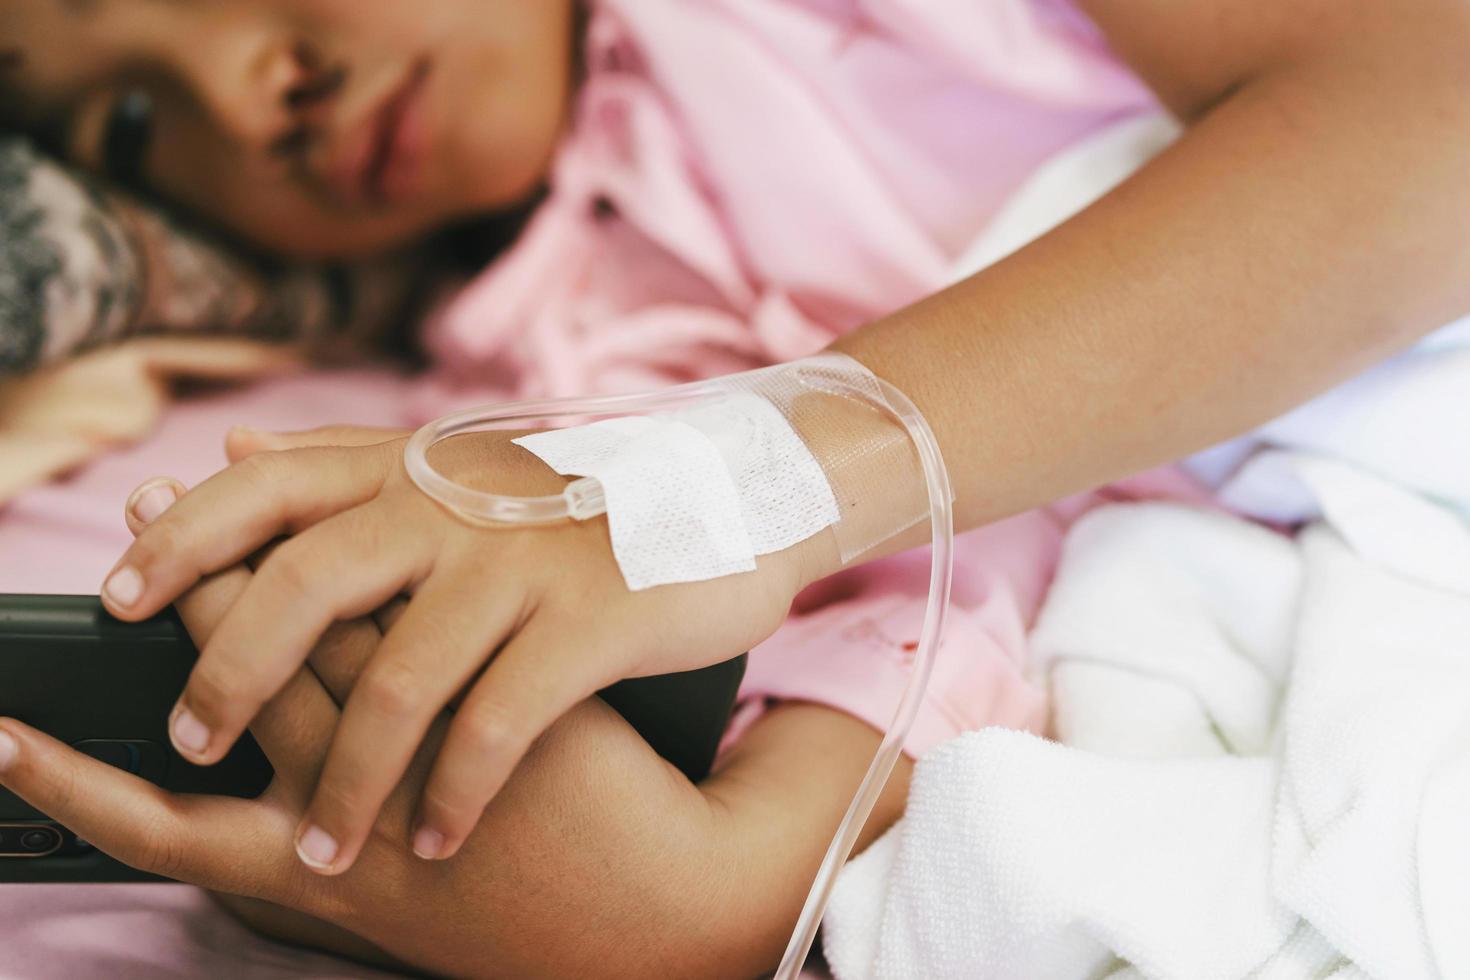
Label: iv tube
xmin=403 ymin=358 xmax=954 ymax=976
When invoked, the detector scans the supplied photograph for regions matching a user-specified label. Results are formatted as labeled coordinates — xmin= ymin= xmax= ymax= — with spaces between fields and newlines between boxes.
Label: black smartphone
xmin=0 ymin=595 xmax=745 ymax=883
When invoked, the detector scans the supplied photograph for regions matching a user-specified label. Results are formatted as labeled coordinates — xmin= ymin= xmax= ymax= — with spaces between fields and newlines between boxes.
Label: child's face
xmin=1 ymin=0 xmax=576 ymax=258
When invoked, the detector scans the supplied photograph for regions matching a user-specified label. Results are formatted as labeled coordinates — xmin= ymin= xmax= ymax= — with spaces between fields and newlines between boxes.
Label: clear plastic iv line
xmin=403 ymin=355 xmax=954 ymax=977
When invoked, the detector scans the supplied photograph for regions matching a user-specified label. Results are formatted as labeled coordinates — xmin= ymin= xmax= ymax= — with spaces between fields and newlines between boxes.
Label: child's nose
xmin=184 ymin=33 xmax=331 ymax=156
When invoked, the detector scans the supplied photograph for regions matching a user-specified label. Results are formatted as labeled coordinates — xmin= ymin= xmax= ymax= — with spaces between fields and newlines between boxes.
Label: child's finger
xmin=226 ymin=424 xmax=410 ymax=463
xmin=168 ymin=501 xmax=430 ymax=770
xmin=303 ymin=619 xmax=386 ymax=707
xmin=155 ymin=560 xmax=337 ymax=789
xmin=132 ymin=337 xmax=307 ymax=381
xmin=293 ymin=568 xmax=524 ymax=875
xmin=372 ymin=595 xmax=411 ymax=634
xmin=122 ymin=477 xmax=189 ymax=535
xmin=0 ymin=719 xmax=296 ymax=901
xmin=101 ymin=442 xmax=396 ymax=622
xmin=240 ymin=536 xmax=390 ymax=710
xmin=123 ymin=490 xmax=363 ymax=798
xmin=410 ymin=620 xmax=613 ymax=862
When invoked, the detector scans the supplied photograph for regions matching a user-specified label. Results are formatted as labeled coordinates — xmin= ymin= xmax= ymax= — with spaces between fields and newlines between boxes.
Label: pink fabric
xmin=424 ymin=0 xmax=1153 ymax=401
xmin=0 ymin=2 xmax=1171 ymax=971
xmin=0 ymin=886 xmax=406 ymax=980
xmin=0 ymin=371 xmax=417 ymax=592
xmin=727 ymin=469 xmax=1217 ymax=754
xmin=0 ymin=371 xmax=422 ymax=980
xmin=0 ymin=372 xmax=1209 ymax=979
xmin=420 ymin=0 xmax=1163 ymax=753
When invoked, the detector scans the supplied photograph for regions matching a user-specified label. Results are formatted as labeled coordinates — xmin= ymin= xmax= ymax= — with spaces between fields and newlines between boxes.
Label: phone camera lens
xmin=20 ymin=828 xmax=60 ymax=853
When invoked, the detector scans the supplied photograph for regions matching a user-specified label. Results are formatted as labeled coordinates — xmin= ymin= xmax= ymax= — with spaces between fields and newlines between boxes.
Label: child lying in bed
xmin=2 ymin=0 xmax=1469 ymax=976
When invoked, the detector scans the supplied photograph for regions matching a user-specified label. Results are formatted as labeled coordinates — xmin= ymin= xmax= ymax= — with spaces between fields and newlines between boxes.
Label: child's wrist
xmin=781 ymin=383 xmax=933 ymax=587
xmin=783 ymin=527 xmax=844 ymax=593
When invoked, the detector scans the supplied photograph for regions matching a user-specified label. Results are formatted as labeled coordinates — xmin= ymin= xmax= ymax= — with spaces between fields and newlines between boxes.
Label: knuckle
xmin=235 ymin=450 xmax=285 ymax=490
xmin=456 ymin=700 xmax=522 ymax=762
xmin=310 ymin=623 xmax=371 ymax=690
xmin=236 ymin=453 xmax=293 ymax=523
xmin=129 ymin=518 xmax=185 ymax=569
xmin=187 ymin=663 xmax=246 ymax=722
xmin=359 ymin=660 xmax=427 ymax=722
xmin=38 ymin=758 xmax=81 ymax=814
xmin=260 ymin=540 xmax=317 ymax=605
xmin=418 ymin=785 xmax=477 ymax=830
xmin=137 ymin=820 xmax=189 ymax=879
xmin=309 ymin=778 xmax=372 ymax=835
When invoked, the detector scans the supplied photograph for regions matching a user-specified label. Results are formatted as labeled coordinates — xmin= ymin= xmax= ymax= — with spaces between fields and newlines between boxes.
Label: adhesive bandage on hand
xmin=402 ymin=352 xmax=953 ymax=980
xmin=405 ymin=354 xmax=933 ymax=590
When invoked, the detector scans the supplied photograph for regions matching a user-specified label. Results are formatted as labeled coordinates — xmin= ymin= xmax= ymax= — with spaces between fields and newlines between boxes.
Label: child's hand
xmin=0 ymin=552 xmax=753 ymax=978
xmin=101 ymin=423 xmax=812 ymax=875
xmin=0 ymin=338 xmax=302 ymax=504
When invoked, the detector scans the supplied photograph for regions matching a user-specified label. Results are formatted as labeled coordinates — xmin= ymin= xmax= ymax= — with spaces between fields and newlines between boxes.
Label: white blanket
xmin=821 ymin=112 xmax=1470 ymax=980
xmin=824 ymin=457 xmax=1470 ymax=980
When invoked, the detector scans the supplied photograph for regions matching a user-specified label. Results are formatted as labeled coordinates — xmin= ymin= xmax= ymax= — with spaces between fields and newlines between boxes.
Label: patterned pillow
xmin=0 ymin=137 xmax=406 ymax=375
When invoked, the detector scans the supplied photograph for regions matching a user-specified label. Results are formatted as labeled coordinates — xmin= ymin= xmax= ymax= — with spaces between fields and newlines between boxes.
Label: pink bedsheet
xmin=0 ymin=370 xmax=419 ymax=980
xmin=0 ymin=886 xmax=407 ymax=980
xmin=0 ymin=369 xmax=419 ymax=595
xmin=0 ymin=369 xmax=834 ymax=977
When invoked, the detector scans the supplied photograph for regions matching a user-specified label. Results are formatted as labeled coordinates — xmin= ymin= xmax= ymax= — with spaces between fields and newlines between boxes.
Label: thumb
xmin=225 ymin=424 xmax=412 ymax=462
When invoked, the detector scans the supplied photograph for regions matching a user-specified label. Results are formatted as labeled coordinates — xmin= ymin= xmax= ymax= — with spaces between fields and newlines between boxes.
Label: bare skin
xmin=41 ymin=6 xmax=1470 ymax=877
xmin=834 ymin=0 xmax=1470 ymax=544
xmin=0 ymin=538 xmax=910 ymax=979
xmin=0 ymin=0 xmax=576 ymax=258
xmin=1 ymin=0 xmax=1469 ymax=974
xmin=212 ymin=702 xmax=909 ymax=978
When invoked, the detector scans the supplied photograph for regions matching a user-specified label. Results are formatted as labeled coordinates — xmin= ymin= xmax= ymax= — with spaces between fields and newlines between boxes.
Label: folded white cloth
xmin=823 ymin=459 xmax=1470 ymax=979
xmin=1189 ymin=318 xmax=1470 ymax=526
xmin=822 ymin=106 xmax=1470 ymax=980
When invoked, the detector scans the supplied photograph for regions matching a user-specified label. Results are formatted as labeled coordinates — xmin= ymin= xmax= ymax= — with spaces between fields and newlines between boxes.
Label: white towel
xmin=821 ymin=107 xmax=1470 ymax=980
xmin=823 ymin=461 xmax=1470 ymax=979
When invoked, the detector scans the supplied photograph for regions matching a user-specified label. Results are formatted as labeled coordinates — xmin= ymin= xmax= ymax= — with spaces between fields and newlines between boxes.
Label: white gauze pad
xmin=513 ymin=392 xmax=840 ymax=590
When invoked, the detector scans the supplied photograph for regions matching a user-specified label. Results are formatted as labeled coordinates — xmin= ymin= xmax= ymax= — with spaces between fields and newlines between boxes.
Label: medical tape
xmin=513 ymin=391 xmax=841 ymax=591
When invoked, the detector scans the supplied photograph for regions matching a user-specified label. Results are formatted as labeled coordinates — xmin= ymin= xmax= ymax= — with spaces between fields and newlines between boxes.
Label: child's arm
xmin=78 ymin=2 xmax=1470 ymax=877
xmin=212 ymin=701 xmax=910 ymax=979
xmin=830 ymin=0 xmax=1470 ymax=540
xmin=0 ymin=554 xmax=909 ymax=979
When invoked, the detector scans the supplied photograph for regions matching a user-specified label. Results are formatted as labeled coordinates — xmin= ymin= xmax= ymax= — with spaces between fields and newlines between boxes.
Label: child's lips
xmin=327 ymin=58 xmax=432 ymax=208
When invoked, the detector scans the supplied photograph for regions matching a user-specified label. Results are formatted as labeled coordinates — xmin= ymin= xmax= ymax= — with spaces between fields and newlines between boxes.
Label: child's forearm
xmin=829 ymin=0 xmax=1470 ymax=543
xmin=214 ymin=699 xmax=908 ymax=980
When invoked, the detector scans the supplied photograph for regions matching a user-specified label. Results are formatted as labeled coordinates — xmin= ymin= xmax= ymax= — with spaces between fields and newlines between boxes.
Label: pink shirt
xmin=426 ymin=0 xmax=1154 ymax=399
xmin=0 ymin=10 xmax=1192 ymax=977
xmin=420 ymin=0 xmax=1185 ymax=752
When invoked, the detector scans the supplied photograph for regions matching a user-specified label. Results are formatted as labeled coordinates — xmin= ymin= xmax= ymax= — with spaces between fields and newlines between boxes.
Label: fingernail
xmin=296 ymin=825 xmax=339 ymax=871
xmin=0 ymin=731 xmax=17 ymax=773
xmin=103 ymin=566 xmax=145 ymax=608
xmin=130 ymin=482 xmax=179 ymax=525
xmin=233 ymin=424 xmax=277 ymax=441
xmin=412 ymin=827 xmax=446 ymax=861
xmin=170 ymin=707 xmax=211 ymax=757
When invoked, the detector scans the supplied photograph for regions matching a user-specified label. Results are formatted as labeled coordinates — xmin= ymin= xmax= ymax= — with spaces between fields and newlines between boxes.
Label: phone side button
xmin=130 ymin=741 xmax=169 ymax=785
xmin=72 ymin=739 xmax=170 ymax=785
xmin=73 ymin=739 xmax=141 ymax=774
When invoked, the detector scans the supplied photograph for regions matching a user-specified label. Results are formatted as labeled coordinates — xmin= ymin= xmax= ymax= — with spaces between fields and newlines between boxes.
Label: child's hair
xmin=0 ymin=118 xmax=541 ymax=373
